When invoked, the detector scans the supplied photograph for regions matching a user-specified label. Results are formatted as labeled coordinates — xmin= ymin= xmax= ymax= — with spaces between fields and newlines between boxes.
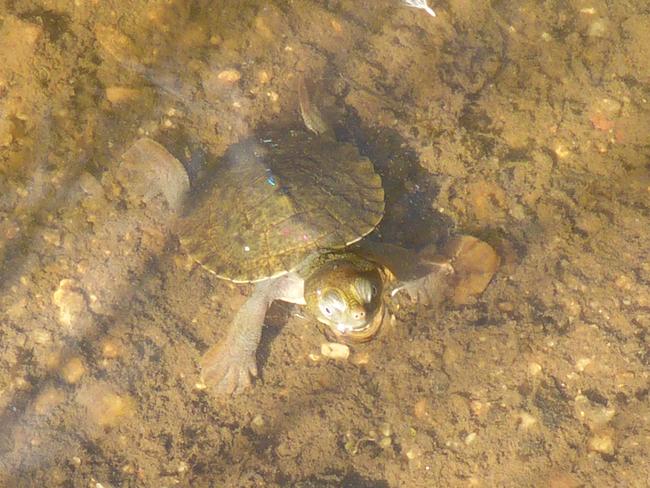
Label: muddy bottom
xmin=0 ymin=1 xmax=649 ymax=487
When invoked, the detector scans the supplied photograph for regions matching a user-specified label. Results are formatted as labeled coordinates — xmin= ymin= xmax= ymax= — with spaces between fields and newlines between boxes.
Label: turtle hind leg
xmin=200 ymin=273 xmax=305 ymax=396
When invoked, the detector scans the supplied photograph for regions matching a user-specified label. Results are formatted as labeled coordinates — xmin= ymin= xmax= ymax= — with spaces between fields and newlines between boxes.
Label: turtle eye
xmin=319 ymin=290 xmax=345 ymax=318
xmin=355 ymin=278 xmax=375 ymax=304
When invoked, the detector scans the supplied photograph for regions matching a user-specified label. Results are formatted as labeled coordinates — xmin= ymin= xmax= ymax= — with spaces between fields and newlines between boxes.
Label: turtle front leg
xmin=200 ymin=273 xmax=305 ymax=396
xmin=390 ymin=261 xmax=454 ymax=306
xmin=352 ymin=240 xmax=455 ymax=306
xmin=390 ymin=236 xmax=500 ymax=306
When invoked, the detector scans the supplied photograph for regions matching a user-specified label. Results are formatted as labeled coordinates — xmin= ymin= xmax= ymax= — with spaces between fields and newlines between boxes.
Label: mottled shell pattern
xmin=179 ymin=130 xmax=384 ymax=283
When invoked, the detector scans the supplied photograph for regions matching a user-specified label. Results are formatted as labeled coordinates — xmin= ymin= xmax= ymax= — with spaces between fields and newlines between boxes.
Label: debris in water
xmin=402 ymin=0 xmax=436 ymax=17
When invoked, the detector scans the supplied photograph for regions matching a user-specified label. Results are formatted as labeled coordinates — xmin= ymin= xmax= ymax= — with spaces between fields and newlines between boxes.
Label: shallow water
xmin=1 ymin=1 xmax=649 ymax=486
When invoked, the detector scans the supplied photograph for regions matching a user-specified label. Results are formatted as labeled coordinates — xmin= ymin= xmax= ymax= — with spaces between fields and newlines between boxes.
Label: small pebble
xmin=77 ymin=384 xmax=135 ymax=427
xmin=257 ymin=70 xmax=271 ymax=84
xmin=528 ymin=362 xmax=542 ymax=376
xmin=575 ymin=357 xmax=592 ymax=372
xmin=405 ymin=446 xmax=421 ymax=460
xmin=106 ymin=86 xmax=140 ymax=104
xmin=498 ymin=301 xmax=514 ymax=312
xmin=414 ymin=398 xmax=429 ymax=419
xmin=554 ymin=143 xmax=571 ymax=159
xmin=60 ymin=356 xmax=86 ymax=384
xmin=350 ymin=351 xmax=369 ymax=365
xmin=33 ymin=387 xmax=65 ymax=415
xmin=464 ymin=432 xmax=477 ymax=445
xmin=614 ymin=275 xmax=633 ymax=290
xmin=320 ymin=342 xmax=350 ymax=360
xmin=343 ymin=435 xmax=357 ymax=455
xmin=587 ymin=19 xmax=607 ymax=38
xmin=78 ymin=172 xmax=104 ymax=196
xmin=13 ymin=376 xmax=31 ymax=390
xmin=41 ymin=229 xmax=62 ymax=246
xmin=254 ymin=16 xmax=273 ymax=39
xmin=379 ymin=437 xmax=392 ymax=449
xmin=470 ymin=400 xmax=490 ymax=417
xmin=52 ymin=278 xmax=92 ymax=334
xmin=217 ymin=69 xmax=241 ymax=83
xmin=250 ymin=414 xmax=265 ymax=433
xmin=44 ymin=350 xmax=62 ymax=370
xmin=518 ymin=411 xmax=537 ymax=430
xmin=589 ymin=432 xmax=615 ymax=454
xmin=574 ymin=395 xmax=616 ymax=431
xmin=31 ymin=329 xmax=51 ymax=345
xmin=100 ymin=338 xmax=121 ymax=359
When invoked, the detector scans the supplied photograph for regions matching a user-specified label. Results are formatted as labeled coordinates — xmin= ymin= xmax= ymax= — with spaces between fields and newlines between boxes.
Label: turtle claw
xmin=200 ymin=340 xmax=257 ymax=396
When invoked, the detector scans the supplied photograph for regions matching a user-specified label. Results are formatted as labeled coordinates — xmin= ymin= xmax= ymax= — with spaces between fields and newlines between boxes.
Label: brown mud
xmin=0 ymin=1 xmax=649 ymax=486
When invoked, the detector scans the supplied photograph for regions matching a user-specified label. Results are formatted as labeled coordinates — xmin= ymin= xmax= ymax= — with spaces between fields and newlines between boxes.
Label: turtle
xmin=178 ymin=78 xmax=442 ymax=396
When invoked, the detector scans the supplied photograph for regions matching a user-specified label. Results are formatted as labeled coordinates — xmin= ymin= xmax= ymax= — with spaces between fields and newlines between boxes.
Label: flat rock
xmin=115 ymin=138 xmax=189 ymax=211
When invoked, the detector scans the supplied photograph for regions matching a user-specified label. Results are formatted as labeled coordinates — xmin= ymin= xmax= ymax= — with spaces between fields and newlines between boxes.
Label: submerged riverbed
xmin=0 ymin=1 xmax=648 ymax=486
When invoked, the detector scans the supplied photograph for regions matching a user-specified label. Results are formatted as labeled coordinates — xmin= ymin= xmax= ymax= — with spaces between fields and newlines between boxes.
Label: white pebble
xmin=464 ymin=432 xmax=477 ymax=445
xmin=320 ymin=342 xmax=350 ymax=360
xmin=518 ymin=411 xmax=537 ymax=430
xmin=528 ymin=362 xmax=542 ymax=376
xmin=575 ymin=357 xmax=593 ymax=372
xmin=589 ymin=433 xmax=614 ymax=454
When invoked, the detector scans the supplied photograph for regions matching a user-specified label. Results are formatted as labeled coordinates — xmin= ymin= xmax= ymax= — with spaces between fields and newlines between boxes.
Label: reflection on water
xmin=1 ymin=0 xmax=649 ymax=486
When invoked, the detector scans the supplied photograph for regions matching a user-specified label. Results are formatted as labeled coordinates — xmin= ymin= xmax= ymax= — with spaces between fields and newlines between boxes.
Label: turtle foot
xmin=392 ymin=261 xmax=454 ymax=306
xmin=200 ymin=339 xmax=258 ymax=396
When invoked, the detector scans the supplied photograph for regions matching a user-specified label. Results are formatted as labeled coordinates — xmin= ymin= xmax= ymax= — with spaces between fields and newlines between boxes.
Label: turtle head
xmin=304 ymin=256 xmax=385 ymax=343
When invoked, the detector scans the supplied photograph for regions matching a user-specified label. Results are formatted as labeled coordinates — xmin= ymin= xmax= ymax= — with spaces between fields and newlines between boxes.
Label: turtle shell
xmin=179 ymin=130 xmax=384 ymax=283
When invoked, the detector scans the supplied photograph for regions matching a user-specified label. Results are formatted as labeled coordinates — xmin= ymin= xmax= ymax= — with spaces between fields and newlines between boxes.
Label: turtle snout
xmin=329 ymin=300 xmax=385 ymax=344
xmin=353 ymin=311 xmax=365 ymax=320
xmin=347 ymin=302 xmax=376 ymax=328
